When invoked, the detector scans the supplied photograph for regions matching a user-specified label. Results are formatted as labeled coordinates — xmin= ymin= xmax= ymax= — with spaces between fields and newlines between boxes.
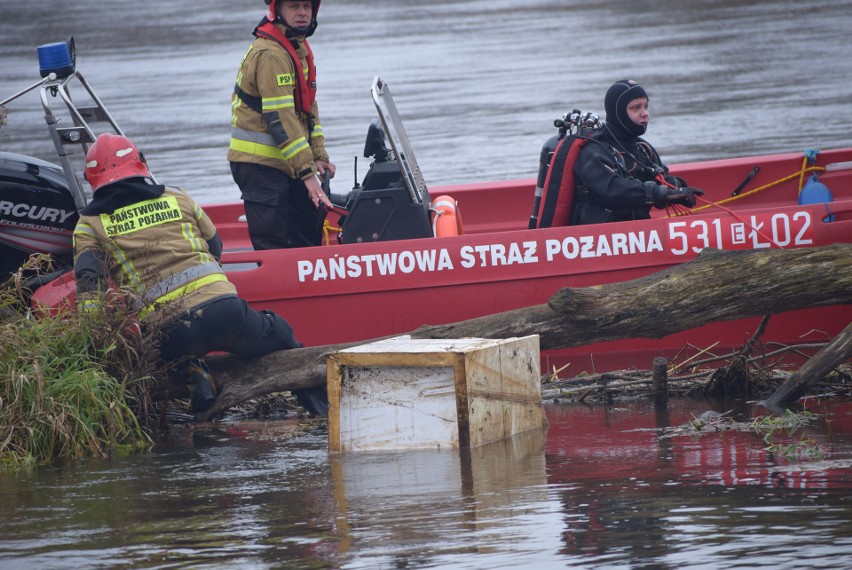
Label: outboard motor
xmin=0 ymin=152 xmax=78 ymax=279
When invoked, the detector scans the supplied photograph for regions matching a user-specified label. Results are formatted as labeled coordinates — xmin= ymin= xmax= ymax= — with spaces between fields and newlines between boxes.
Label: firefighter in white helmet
xmin=228 ymin=0 xmax=335 ymax=250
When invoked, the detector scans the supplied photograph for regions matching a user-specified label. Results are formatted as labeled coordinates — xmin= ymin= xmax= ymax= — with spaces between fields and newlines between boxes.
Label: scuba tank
xmin=528 ymin=133 xmax=561 ymax=229
xmin=528 ymin=110 xmax=602 ymax=229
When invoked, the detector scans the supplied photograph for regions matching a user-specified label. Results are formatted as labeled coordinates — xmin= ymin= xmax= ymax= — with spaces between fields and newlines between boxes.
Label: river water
xmin=1 ymin=400 xmax=851 ymax=569
xmin=2 ymin=0 xmax=852 ymax=568
xmin=2 ymin=0 xmax=852 ymax=203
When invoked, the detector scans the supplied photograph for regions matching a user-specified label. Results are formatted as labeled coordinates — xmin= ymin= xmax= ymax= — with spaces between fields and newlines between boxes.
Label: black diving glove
xmin=647 ymin=182 xmax=704 ymax=208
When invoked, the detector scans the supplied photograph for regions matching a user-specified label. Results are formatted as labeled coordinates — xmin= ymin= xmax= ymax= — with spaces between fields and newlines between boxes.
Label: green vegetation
xmin=0 ymin=256 xmax=156 ymax=471
xmin=752 ymin=409 xmax=824 ymax=461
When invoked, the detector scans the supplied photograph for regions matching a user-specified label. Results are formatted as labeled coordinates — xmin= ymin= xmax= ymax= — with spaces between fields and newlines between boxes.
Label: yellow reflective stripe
xmin=78 ymin=299 xmax=101 ymax=314
xmin=181 ymin=222 xmax=199 ymax=251
xmin=230 ymin=138 xmax=285 ymax=161
xmin=73 ymin=223 xmax=96 ymax=247
xmin=138 ymin=273 xmax=229 ymax=319
xmin=187 ymin=213 xmax=215 ymax=262
xmin=230 ymin=95 xmax=240 ymax=127
xmin=74 ymin=223 xmax=96 ymax=237
xmin=104 ymin=240 xmax=143 ymax=292
xmin=229 ymin=136 xmax=310 ymax=162
xmin=231 ymin=127 xmax=275 ymax=146
xmin=311 ymin=124 xmax=324 ymax=139
xmin=262 ymin=95 xmax=295 ymax=111
xmin=180 ymin=222 xmax=213 ymax=263
xmin=281 ymin=137 xmax=309 ymax=160
xmin=143 ymin=262 xmax=221 ymax=304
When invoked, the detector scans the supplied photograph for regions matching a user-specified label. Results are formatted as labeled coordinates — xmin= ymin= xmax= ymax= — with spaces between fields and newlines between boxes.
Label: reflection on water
xmin=330 ymin=427 xmax=557 ymax=568
xmin=1 ymin=400 xmax=850 ymax=568
xmin=546 ymin=401 xmax=852 ymax=568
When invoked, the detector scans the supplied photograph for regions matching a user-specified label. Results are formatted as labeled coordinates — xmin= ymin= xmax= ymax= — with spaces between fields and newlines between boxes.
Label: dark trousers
xmin=230 ymin=161 xmax=322 ymax=249
xmin=158 ymin=294 xmax=300 ymax=364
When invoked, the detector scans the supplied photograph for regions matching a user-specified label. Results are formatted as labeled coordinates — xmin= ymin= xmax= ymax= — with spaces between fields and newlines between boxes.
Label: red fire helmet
xmin=84 ymin=132 xmax=152 ymax=192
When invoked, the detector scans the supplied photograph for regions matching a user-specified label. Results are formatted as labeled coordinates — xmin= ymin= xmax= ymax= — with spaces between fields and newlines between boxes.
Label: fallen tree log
xmin=764 ymin=321 xmax=852 ymax=409
xmin=412 ymin=245 xmax=851 ymax=347
xmin=194 ymin=244 xmax=851 ymax=419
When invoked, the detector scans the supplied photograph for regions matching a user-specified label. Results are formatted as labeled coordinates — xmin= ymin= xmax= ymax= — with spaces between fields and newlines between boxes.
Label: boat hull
xmin=209 ymin=148 xmax=852 ymax=374
xmin=32 ymin=148 xmax=852 ymax=375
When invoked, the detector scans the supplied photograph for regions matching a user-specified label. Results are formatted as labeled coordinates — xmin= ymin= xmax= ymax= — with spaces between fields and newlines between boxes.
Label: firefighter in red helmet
xmin=228 ymin=0 xmax=335 ymax=250
xmin=265 ymin=0 xmax=321 ymax=37
xmin=83 ymin=132 xmax=154 ymax=191
xmin=74 ymin=133 xmax=303 ymax=415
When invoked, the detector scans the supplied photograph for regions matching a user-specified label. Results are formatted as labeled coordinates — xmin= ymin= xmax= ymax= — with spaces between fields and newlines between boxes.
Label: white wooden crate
xmin=327 ymin=335 xmax=545 ymax=452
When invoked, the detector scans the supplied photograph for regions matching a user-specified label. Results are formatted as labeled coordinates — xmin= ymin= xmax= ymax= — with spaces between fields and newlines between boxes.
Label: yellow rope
xmin=685 ymin=165 xmax=825 ymax=215
xmin=322 ymin=219 xmax=342 ymax=245
xmin=797 ymin=156 xmax=809 ymax=196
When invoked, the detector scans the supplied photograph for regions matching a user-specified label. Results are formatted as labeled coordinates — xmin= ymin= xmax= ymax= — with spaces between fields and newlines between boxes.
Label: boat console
xmin=334 ymin=78 xmax=434 ymax=244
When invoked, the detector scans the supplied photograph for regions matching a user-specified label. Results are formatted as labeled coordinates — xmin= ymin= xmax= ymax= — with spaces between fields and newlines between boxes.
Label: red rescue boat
xmin=203 ymin=145 xmax=852 ymax=374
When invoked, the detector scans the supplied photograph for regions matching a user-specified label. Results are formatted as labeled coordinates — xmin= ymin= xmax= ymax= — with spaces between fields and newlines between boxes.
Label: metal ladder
xmin=1 ymin=70 xmax=130 ymax=210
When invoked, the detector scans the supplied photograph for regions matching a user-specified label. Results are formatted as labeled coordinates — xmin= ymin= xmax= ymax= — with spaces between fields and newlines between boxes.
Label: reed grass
xmin=1 ymin=256 xmax=155 ymax=471
xmin=753 ymin=409 xmax=823 ymax=460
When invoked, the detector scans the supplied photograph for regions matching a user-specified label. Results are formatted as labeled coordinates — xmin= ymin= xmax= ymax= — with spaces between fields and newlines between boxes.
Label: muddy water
xmin=2 ymin=0 xmax=852 ymax=568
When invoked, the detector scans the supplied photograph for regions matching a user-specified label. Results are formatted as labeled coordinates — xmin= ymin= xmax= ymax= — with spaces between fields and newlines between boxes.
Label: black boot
xmin=186 ymin=358 xmax=217 ymax=414
xmin=293 ymin=387 xmax=329 ymax=417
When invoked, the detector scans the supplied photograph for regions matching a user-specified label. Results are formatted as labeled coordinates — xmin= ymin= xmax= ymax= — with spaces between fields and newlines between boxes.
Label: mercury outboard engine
xmin=0 ymin=151 xmax=78 ymax=278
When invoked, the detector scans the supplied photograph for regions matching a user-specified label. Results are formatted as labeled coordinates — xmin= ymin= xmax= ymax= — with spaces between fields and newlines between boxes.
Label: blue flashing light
xmin=37 ymin=37 xmax=76 ymax=79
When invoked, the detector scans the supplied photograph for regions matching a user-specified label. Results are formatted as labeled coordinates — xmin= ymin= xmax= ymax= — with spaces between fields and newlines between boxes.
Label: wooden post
xmin=601 ymin=373 xmax=612 ymax=405
xmin=652 ymin=357 xmax=669 ymax=408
